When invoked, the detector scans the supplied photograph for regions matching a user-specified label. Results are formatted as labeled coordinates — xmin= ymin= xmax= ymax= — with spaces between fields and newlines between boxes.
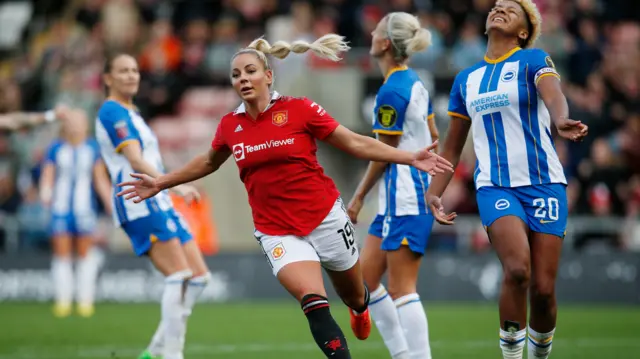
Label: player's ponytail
xmin=385 ymin=12 xmax=431 ymax=62
xmin=405 ymin=28 xmax=432 ymax=56
xmin=246 ymin=34 xmax=350 ymax=62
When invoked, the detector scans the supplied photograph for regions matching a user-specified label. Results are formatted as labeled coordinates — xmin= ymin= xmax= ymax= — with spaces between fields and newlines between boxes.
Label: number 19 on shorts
xmin=533 ymin=197 xmax=559 ymax=223
xmin=338 ymin=222 xmax=356 ymax=249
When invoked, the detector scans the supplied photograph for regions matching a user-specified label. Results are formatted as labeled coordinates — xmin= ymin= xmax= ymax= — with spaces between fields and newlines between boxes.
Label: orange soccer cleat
xmin=349 ymin=308 xmax=372 ymax=340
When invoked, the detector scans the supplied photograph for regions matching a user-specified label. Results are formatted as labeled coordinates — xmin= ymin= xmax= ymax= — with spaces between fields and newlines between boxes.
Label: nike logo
xmin=540 ymin=219 xmax=557 ymax=224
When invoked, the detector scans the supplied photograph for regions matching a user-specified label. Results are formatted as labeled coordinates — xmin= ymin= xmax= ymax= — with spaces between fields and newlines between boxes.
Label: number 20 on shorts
xmin=533 ymin=197 xmax=559 ymax=223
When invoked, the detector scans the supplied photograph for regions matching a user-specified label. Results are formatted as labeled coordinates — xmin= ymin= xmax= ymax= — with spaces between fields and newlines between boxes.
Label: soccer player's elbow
xmin=348 ymin=135 xmax=369 ymax=159
xmin=128 ymin=157 xmax=147 ymax=173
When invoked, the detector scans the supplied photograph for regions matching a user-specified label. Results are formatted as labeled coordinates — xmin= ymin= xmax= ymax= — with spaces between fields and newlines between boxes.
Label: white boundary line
xmin=1 ymin=338 xmax=639 ymax=359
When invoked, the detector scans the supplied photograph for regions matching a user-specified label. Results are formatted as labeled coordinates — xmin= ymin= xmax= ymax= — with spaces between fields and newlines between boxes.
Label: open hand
xmin=556 ymin=118 xmax=588 ymax=142
xmin=116 ymin=173 xmax=161 ymax=203
xmin=411 ymin=141 xmax=455 ymax=176
xmin=427 ymin=194 xmax=457 ymax=225
xmin=347 ymin=196 xmax=363 ymax=224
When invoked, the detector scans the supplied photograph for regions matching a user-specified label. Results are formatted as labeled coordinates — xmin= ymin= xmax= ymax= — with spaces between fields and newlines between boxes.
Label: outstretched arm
xmin=117 ymin=148 xmax=231 ymax=203
xmin=0 ymin=105 xmax=68 ymax=131
xmin=156 ymin=148 xmax=231 ymax=190
xmin=324 ymin=125 xmax=451 ymax=172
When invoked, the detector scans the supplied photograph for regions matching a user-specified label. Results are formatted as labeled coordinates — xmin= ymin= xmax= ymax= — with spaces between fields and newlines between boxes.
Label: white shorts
xmin=255 ymin=198 xmax=360 ymax=276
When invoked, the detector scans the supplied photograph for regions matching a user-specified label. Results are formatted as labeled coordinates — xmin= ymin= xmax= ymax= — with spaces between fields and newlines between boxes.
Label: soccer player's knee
xmin=530 ymin=279 xmax=556 ymax=303
xmin=386 ymin=281 xmax=415 ymax=301
xmin=504 ymin=263 xmax=530 ymax=287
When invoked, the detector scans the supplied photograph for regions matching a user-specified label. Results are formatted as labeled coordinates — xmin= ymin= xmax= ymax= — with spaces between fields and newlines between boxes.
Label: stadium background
xmin=0 ymin=0 xmax=638 ymax=358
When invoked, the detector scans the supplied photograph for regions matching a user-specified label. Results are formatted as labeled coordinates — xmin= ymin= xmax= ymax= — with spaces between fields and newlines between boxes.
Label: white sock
xmin=146 ymin=272 xmax=210 ymax=355
xmin=160 ymin=270 xmax=192 ymax=359
xmin=369 ymin=285 xmax=409 ymax=358
xmin=76 ymin=252 xmax=100 ymax=306
xmin=184 ymin=272 xmax=210 ymax=316
xmin=528 ymin=326 xmax=554 ymax=359
xmin=394 ymin=293 xmax=432 ymax=359
xmin=500 ymin=328 xmax=526 ymax=359
xmin=51 ymin=257 xmax=73 ymax=306
xmin=147 ymin=321 xmax=164 ymax=357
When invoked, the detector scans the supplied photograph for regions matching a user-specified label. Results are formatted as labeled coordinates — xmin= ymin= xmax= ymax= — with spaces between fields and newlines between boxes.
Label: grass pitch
xmin=0 ymin=302 xmax=638 ymax=359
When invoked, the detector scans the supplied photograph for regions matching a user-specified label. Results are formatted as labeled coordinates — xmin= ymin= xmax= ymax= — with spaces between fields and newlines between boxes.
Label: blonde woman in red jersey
xmin=117 ymin=34 xmax=453 ymax=359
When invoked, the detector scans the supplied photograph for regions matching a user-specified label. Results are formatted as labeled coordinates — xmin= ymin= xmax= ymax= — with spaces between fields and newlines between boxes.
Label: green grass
xmin=0 ymin=302 xmax=639 ymax=359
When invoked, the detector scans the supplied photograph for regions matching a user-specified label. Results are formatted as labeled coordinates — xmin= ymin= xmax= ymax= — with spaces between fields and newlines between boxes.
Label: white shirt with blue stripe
xmin=373 ymin=66 xmax=434 ymax=217
xmin=45 ymin=139 xmax=101 ymax=218
xmin=95 ymin=100 xmax=173 ymax=227
xmin=448 ymin=47 xmax=567 ymax=189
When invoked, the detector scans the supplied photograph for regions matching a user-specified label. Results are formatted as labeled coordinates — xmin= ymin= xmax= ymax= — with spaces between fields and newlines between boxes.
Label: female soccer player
xmin=95 ymin=54 xmax=211 ymax=359
xmin=346 ymin=12 xmax=436 ymax=359
xmin=426 ymin=1 xmax=588 ymax=359
xmin=40 ymin=109 xmax=112 ymax=318
xmin=117 ymin=34 xmax=453 ymax=359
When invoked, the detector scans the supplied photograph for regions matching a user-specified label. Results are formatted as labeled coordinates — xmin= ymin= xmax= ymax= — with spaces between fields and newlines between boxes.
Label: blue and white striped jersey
xmin=448 ymin=47 xmax=567 ymax=189
xmin=45 ymin=139 xmax=101 ymax=217
xmin=373 ymin=66 xmax=434 ymax=216
xmin=95 ymin=100 xmax=173 ymax=227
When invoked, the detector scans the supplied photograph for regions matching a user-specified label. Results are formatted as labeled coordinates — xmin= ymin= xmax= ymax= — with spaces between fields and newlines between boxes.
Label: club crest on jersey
xmin=501 ymin=70 xmax=516 ymax=82
xmin=272 ymin=111 xmax=288 ymax=126
xmin=545 ymin=56 xmax=556 ymax=69
xmin=377 ymin=105 xmax=397 ymax=128
xmin=271 ymin=243 xmax=286 ymax=261
xmin=114 ymin=120 xmax=128 ymax=139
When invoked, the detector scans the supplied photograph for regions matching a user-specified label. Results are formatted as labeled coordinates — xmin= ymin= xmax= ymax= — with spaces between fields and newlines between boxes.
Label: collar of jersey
xmin=384 ymin=65 xmax=408 ymax=82
xmin=106 ymin=97 xmax=136 ymax=110
xmin=484 ymin=46 xmax=521 ymax=64
xmin=234 ymin=91 xmax=281 ymax=115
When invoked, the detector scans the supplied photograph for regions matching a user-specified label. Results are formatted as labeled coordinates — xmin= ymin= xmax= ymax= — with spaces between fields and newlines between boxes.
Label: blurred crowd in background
xmin=0 ymin=0 xmax=638 ymax=253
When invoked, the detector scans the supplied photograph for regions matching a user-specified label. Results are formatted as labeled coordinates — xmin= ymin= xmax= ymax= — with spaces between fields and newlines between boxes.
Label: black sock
xmin=350 ymin=284 xmax=370 ymax=314
xmin=301 ymin=294 xmax=351 ymax=359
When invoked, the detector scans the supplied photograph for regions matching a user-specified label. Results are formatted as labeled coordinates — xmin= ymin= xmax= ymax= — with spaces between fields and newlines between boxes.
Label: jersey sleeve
xmin=97 ymin=102 xmax=140 ymax=153
xmin=372 ymin=88 xmax=408 ymax=135
xmin=44 ymin=141 xmax=61 ymax=164
xmin=211 ymin=120 xmax=228 ymax=151
xmin=528 ymin=49 xmax=560 ymax=86
xmin=447 ymin=72 xmax=470 ymax=121
xmin=301 ymin=98 xmax=340 ymax=140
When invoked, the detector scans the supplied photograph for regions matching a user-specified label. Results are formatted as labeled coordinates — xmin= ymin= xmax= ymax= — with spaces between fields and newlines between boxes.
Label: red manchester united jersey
xmin=211 ymin=92 xmax=341 ymax=236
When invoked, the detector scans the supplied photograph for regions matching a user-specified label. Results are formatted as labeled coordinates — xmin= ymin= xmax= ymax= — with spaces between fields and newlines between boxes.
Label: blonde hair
xmin=496 ymin=0 xmax=542 ymax=48
xmin=383 ymin=12 xmax=432 ymax=62
xmin=232 ymin=34 xmax=351 ymax=71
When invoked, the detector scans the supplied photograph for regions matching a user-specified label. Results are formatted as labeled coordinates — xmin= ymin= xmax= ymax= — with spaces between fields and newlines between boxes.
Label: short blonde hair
xmin=383 ymin=12 xmax=432 ymax=62
xmin=497 ymin=0 xmax=542 ymax=48
xmin=232 ymin=34 xmax=351 ymax=71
